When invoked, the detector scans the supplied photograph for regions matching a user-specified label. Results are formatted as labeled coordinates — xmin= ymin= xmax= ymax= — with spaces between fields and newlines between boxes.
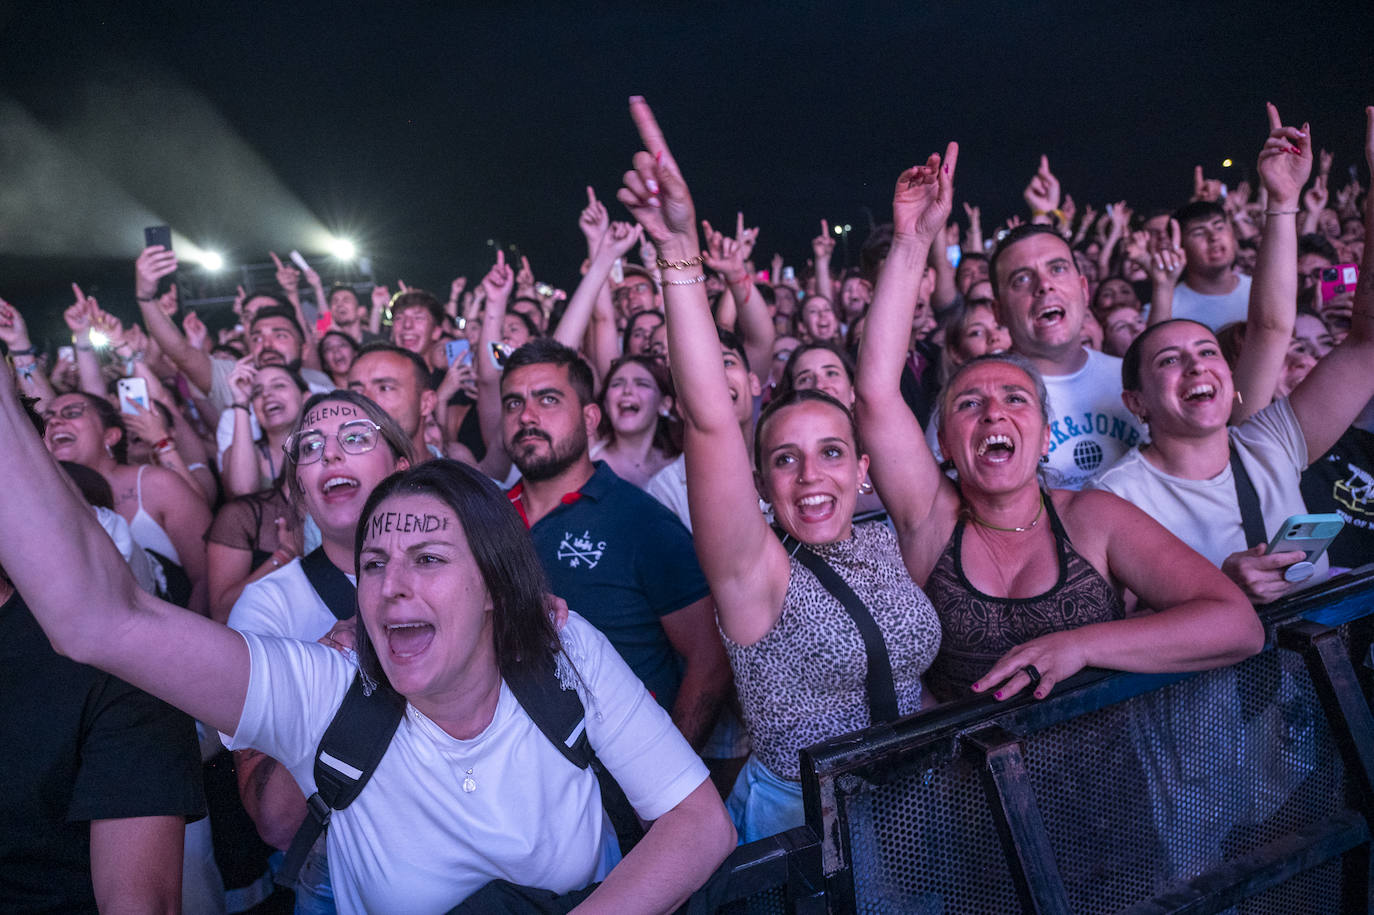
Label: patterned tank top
xmin=724 ymin=522 xmax=942 ymax=780
xmin=924 ymin=492 xmax=1123 ymax=701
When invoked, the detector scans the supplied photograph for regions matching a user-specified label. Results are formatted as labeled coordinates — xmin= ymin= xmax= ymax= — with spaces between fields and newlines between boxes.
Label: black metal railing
xmin=785 ymin=565 xmax=1374 ymax=914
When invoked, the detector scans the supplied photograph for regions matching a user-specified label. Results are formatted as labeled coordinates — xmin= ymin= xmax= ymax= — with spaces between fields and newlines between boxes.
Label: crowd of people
xmin=1 ymin=98 xmax=1371 ymax=914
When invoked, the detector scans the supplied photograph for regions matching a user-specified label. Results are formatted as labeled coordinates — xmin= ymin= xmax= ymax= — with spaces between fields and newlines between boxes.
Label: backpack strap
xmin=300 ymin=546 xmax=356 ymax=621
xmin=276 ymin=673 xmax=405 ymax=888
xmin=505 ymin=652 xmax=592 ymax=770
xmin=776 ymin=528 xmax=901 ymax=724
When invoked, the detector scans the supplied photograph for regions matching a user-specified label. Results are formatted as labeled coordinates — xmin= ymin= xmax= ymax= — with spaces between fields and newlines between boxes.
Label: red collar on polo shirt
xmin=507 ymin=480 xmax=583 ymax=529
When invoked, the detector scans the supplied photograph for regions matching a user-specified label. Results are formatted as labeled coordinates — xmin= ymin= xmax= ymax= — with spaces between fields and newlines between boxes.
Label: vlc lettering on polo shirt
xmin=557 ymin=530 xmax=606 ymax=569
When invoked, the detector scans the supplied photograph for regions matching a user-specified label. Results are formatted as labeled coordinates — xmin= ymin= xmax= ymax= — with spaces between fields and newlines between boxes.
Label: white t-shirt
xmin=225 ymin=615 xmax=707 ymax=915
xmin=646 ymin=454 xmax=692 ymax=532
xmin=1170 ymin=273 xmax=1252 ymax=331
xmin=227 ymin=559 xmax=352 ymax=641
xmin=93 ymin=505 xmax=158 ymax=595
xmin=924 ymin=348 xmax=1146 ymax=490
xmin=1087 ymin=397 xmax=1325 ymax=579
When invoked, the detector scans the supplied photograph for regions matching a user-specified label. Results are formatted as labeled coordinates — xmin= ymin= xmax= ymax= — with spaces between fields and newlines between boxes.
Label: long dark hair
xmin=596 ymin=354 xmax=681 ymax=457
xmin=353 ymin=460 xmax=558 ymax=694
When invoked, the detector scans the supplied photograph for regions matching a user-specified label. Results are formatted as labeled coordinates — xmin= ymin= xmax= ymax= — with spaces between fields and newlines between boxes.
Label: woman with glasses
xmin=224 ymin=390 xmax=415 ymax=906
xmin=42 ymin=391 xmax=213 ymax=614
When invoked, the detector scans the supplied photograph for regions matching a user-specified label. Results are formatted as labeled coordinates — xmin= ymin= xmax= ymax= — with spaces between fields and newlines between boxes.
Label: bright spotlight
xmin=1221 ymin=158 xmax=1233 ymax=168
xmin=330 ymin=238 xmax=357 ymax=260
xmin=201 ymin=250 xmax=224 ymax=271
xmin=833 ymin=225 xmax=843 ymax=235
xmin=89 ymin=329 xmax=109 ymax=347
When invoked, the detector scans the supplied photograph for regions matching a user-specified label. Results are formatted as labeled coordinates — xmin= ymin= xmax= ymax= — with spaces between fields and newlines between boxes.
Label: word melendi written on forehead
xmin=367 ymin=511 xmax=451 ymax=540
xmin=303 ymin=403 xmax=361 ymax=427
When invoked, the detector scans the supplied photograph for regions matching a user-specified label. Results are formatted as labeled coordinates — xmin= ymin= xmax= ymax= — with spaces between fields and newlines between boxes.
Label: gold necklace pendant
xmin=969 ymin=493 xmax=1045 ymax=533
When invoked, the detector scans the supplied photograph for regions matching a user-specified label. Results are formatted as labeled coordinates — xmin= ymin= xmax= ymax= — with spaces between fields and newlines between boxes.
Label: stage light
xmin=1222 ymin=158 xmax=1233 ymax=168
xmin=200 ymin=250 xmax=224 ymax=271
xmin=330 ymin=238 xmax=356 ymax=260
xmin=834 ymin=225 xmax=843 ymax=235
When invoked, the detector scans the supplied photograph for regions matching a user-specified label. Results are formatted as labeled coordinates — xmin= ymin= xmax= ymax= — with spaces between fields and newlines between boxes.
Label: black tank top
xmin=924 ymin=491 xmax=1123 ymax=701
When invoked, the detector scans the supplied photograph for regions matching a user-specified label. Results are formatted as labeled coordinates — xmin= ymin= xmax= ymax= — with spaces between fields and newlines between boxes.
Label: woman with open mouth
xmin=0 ymin=367 xmax=733 ymax=912
xmin=42 ymin=390 xmax=213 ymax=615
xmin=1091 ymin=104 xmax=1374 ymax=603
xmin=590 ymin=354 xmax=680 ymax=489
xmin=619 ymin=98 xmax=943 ymax=843
xmin=853 ymin=135 xmax=1263 ymax=706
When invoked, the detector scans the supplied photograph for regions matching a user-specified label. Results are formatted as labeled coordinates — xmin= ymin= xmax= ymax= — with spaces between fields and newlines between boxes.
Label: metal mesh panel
xmin=1238 ymin=855 xmax=1343 ymax=915
xmin=843 ymin=756 xmax=1018 ymax=914
xmin=1024 ymin=648 xmax=1342 ymax=913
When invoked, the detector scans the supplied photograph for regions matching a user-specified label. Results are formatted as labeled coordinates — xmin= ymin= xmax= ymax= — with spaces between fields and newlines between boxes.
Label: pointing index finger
xmin=1265 ymin=102 xmax=1282 ymax=132
xmin=942 ymin=140 xmax=960 ymax=179
xmin=629 ymin=96 xmax=671 ymax=160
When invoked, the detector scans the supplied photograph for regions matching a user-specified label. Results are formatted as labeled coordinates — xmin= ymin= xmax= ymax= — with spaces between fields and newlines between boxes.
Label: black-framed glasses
xmin=284 ymin=419 xmax=383 ymax=464
xmin=42 ymin=402 xmax=89 ymax=422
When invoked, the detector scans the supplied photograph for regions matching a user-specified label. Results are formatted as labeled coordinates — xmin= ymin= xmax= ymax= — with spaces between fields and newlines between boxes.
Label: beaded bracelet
xmin=662 ymin=274 xmax=708 ymax=286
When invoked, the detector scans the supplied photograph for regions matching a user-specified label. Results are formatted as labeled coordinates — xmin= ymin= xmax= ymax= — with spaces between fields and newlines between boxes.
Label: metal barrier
xmin=769 ymin=566 xmax=1374 ymax=914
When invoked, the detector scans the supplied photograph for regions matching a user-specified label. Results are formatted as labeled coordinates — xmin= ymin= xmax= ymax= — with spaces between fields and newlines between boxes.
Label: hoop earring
xmin=858 ymin=480 xmax=874 ymax=495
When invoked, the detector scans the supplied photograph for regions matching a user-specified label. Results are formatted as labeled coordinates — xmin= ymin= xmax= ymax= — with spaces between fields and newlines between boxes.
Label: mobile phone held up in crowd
xmin=782 ymin=266 xmax=796 ymax=283
xmin=1267 ymin=513 xmax=1345 ymax=583
xmin=610 ymin=258 xmax=625 ymax=285
xmin=117 ymin=377 xmax=150 ymax=417
xmin=143 ymin=225 xmax=175 ymax=296
xmin=58 ymin=346 xmax=75 ymax=363
xmin=946 ymin=244 xmax=962 ymax=268
xmin=1320 ymin=264 xmax=1359 ymax=305
xmin=489 ymin=341 xmax=514 ymax=371
xmin=290 ymin=250 xmax=312 ymax=273
xmin=445 ymin=339 xmax=471 ymax=366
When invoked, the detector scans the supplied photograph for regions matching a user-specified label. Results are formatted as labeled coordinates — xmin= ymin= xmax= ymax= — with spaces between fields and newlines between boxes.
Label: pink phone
xmin=1320 ymin=264 xmax=1358 ymax=304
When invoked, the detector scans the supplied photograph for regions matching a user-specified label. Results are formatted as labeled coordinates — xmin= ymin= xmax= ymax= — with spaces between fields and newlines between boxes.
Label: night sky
xmin=2 ymin=0 xmax=1372 ymax=342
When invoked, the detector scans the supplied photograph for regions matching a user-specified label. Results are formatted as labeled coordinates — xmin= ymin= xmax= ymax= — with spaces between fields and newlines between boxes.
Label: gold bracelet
xmin=662 ymin=273 xmax=708 ymax=286
xmin=656 ymin=254 xmax=704 ymax=271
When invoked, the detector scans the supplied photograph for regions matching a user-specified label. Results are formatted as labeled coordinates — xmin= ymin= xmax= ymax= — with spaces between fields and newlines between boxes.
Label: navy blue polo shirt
xmin=510 ymin=462 xmax=710 ymax=711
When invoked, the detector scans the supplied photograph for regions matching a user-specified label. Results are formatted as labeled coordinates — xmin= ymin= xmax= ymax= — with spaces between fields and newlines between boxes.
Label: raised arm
xmin=0 ymin=299 xmax=58 ymax=411
xmin=136 ymin=247 xmax=213 ymax=393
xmin=471 ymin=253 xmax=515 ymax=481
xmin=811 ymin=220 xmax=836 ymax=304
xmin=554 ymin=221 xmax=643 ymax=350
xmin=855 ymin=146 xmax=959 ymax=541
xmin=702 ymin=216 xmax=774 ymax=375
xmin=1288 ymin=107 xmax=1374 ymax=459
xmin=0 ymin=363 xmax=248 ymax=733
xmin=1231 ymin=103 xmax=1311 ymax=422
xmin=617 ymin=97 xmax=787 ymax=645
xmin=220 ymin=360 xmax=264 ymax=498
xmin=65 ymin=286 xmax=107 ymax=397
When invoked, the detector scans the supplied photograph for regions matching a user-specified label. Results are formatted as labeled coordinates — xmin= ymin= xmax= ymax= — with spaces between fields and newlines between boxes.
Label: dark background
xmin=2 ymin=0 xmax=1371 ymax=343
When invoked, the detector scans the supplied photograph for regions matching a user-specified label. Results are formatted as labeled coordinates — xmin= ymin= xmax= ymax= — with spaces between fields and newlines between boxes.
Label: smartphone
xmin=1320 ymin=264 xmax=1359 ymax=305
xmin=535 ymin=282 xmax=554 ymax=298
xmin=143 ymin=225 xmax=175 ymax=296
xmin=58 ymin=346 xmax=75 ymax=362
xmin=290 ymin=250 xmax=312 ymax=273
xmin=489 ymin=341 xmax=513 ymax=371
xmin=1267 ymin=513 xmax=1345 ymax=582
xmin=144 ymin=225 xmax=172 ymax=251
xmin=445 ymin=338 xmax=471 ymax=366
xmin=610 ymin=258 xmax=625 ymax=285
xmin=946 ymin=244 xmax=962 ymax=268
xmin=117 ymin=377 xmax=150 ymax=416
xmin=782 ymin=266 xmax=796 ymax=283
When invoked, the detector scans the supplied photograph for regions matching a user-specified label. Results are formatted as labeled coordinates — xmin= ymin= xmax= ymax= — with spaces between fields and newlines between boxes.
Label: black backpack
xmin=276 ymin=649 xmax=593 ymax=887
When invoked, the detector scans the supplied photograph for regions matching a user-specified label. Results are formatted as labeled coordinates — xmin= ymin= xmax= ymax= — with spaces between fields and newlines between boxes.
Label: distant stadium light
xmin=1221 ymin=158 xmax=1233 ymax=168
xmin=330 ymin=238 xmax=357 ymax=260
xmin=201 ymin=250 xmax=224 ymax=271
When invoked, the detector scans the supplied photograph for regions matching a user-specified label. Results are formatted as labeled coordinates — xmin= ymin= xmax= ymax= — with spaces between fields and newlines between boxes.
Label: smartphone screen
xmin=446 ymin=339 xmax=471 ymax=366
xmin=144 ymin=225 xmax=173 ymax=251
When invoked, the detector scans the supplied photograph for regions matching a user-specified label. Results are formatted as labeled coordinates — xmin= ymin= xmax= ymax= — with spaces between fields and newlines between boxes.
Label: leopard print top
xmin=724 ymin=522 xmax=942 ymax=781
